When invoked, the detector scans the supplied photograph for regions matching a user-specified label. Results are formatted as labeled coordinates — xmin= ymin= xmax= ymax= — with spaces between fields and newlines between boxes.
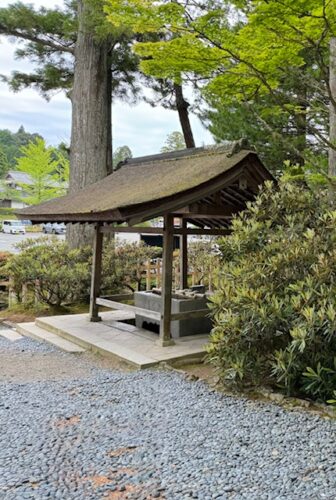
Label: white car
xmin=42 ymin=222 xmax=66 ymax=235
xmin=2 ymin=220 xmax=26 ymax=234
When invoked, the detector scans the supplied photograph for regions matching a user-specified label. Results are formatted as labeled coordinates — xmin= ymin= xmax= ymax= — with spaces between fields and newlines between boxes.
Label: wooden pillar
xmin=89 ymin=223 xmax=103 ymax=322
xmin=179 ymin=218 xmax=188 ymax=289
xmin=159 ymin=214 xmax=175 ymax=346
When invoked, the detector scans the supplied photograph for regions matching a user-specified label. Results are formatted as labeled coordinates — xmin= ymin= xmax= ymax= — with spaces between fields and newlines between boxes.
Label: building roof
xmin=6 ymin=170 xmax=33 ymax=185
xmin=17 ymin=143 xmax=274 ymax=225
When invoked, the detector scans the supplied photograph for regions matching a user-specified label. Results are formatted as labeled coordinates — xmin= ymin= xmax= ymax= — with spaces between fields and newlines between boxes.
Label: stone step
xmin=16 ymin=322 xmax=85 ymax=353
xmin=0 ymin=328 xmax=23 ymax=342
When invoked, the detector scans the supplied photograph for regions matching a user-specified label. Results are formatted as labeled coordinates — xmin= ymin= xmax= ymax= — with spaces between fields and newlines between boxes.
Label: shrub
xmin=103 ymin=240 xmax=160 ymax=292
xmin=208 ymin=181 xmax=336 ymax=401
xmin=187 ymin=239 xmax=220 ymax=288
xmin=5 ymin=237 xmax=161 ymax=307
xmin=6 ymin=237 xmax=91 ymax=307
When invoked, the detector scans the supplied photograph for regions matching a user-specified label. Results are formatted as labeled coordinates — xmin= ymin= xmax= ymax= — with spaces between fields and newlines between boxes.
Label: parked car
xmin=2 ymin=219 xmax=26 ymax=234
xmin=42 ymin=222 xmax=66 ymax=235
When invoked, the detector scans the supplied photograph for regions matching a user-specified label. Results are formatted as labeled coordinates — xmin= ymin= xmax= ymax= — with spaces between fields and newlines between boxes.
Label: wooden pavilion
xmin=18 ymin=143 xmax=274 ymax=347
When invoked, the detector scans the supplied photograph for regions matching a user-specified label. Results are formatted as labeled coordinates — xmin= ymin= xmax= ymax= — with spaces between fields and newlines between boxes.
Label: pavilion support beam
xmin=89 ymin=223 xmax=103 ymax=322
xmin=159 ymin=213 xmax=175 ymax=346
xmin=180 ymin=218 xmax=188 ymax=289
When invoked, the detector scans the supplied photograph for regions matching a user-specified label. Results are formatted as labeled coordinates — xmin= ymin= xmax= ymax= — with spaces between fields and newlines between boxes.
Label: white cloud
xmin=0 ymin=0 xmax=214 ymax=156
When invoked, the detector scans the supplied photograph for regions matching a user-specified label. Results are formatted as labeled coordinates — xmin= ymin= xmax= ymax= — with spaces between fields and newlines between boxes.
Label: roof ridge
xmin=119 ymin=140 xmax=251 ymax=169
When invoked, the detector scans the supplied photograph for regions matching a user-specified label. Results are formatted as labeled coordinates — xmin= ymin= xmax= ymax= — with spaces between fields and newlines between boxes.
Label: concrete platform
xmin=0 ymin=328 xmax=23 ymax=342
xmin=16 ymin=322 xmax=85 ymax=353
xmin=18 ymin=311 xmax=208 ymax=368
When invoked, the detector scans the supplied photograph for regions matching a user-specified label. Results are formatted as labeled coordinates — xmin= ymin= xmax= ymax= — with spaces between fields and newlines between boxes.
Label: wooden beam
xmin=159 ymin=214 xmax=175 ymax=346
xmin=96 ymin=297 xmax=161 ymax=321
xmin=176 ymin=213 xmax=232 ymax=220
xmin=100 ymin=225 xmax=230 ymax=236
xmin=180 ymin=218 xmax=188 ymax=289
xmin=100 ymin=226 xmax=163 ymax=234
xmin=89 ymin=223 xmax=104 ymax=322
xmin=125 ymin=163 xmax=247 ymax=225
xmin=174 ymin=228 xmax=230 ymax=236
xmin=176 ymin=203 xmax=238 ymax=216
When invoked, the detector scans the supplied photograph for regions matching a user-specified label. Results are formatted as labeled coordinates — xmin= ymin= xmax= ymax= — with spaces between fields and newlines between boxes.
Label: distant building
xmin=0 ymin=170 xmax=32 ymax=209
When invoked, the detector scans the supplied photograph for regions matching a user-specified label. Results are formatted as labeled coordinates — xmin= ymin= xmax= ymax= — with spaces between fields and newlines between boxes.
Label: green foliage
xmin=0 ymin=126 xmax=43 ymax=169
xmin=103 ymin=240 xmax=160 ymax=292
xmin=0 ymin=147 xmax=9 ymax=177
xmin=5 ymin=237 xmax=161 ymax=307
xmin=161 ymin=131 xmax=186 ymax=153
xmin=112 ymin=145 xmax=132 ymax=169
xmin=106 ymin=0 xmax=335 ymax=169
xmin=187 ymin=239 xmax=219 ymax=287
xmin=0 ymin=1 xmax=141 ymax=101
xmin=15 ymin=138 xmax=66 ymax=204
xmin=208 ymin=181 xmax=336 ymax=401
xmin=5 ymin=237 xmax=90 ymax=307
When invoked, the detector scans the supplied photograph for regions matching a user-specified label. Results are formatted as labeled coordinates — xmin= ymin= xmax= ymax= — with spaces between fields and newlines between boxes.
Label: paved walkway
xmin=0 ymin=330 xmax=335 ymax=500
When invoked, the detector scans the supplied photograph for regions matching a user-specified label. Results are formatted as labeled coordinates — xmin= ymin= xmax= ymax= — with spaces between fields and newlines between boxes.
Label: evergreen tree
xmin=0 ymin=0 xmax=140 ymax=246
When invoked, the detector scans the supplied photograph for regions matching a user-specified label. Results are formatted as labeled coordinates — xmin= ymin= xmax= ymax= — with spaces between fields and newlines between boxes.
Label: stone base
xmin=134 ymin=291 xmax=212 ymax=338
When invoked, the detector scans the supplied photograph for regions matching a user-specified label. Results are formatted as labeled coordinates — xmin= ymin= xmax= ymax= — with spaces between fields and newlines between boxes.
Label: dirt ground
xmin=0 ymin=348 xmax=134 ymax=383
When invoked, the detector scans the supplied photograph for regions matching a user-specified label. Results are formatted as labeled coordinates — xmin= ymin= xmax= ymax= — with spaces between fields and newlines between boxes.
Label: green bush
xmin=208 ymin=181 xmax=336 ymax=401
xmin=103 ymin=240 xmax=160 ymax=292
xmin=5 ymin=237 xmax=161 ymax=307
xmin=6 ymin=237 xmax=90 ymax=306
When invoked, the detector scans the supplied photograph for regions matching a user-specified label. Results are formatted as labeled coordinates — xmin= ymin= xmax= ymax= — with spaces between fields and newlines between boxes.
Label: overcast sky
xmin=0 ymin=0 xmax=213 ymax=157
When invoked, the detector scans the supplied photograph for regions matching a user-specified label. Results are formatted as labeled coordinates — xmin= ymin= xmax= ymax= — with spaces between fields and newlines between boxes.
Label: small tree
xmin=161 ymin=131 xmax=186 ymax=153
xmin=112 ymin=145 xmax=133 ymax=170
xmin=16 ymin=138 xmax=64 ymax=204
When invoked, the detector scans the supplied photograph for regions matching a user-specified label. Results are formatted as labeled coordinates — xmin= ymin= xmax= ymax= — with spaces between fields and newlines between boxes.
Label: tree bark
xmin=173 ymin=83 xmax=195 ymax=148
xmin=68 ymin=0 xmax=112 ymax=247
xmin=329 ymin=37 xmax=336 ymax=177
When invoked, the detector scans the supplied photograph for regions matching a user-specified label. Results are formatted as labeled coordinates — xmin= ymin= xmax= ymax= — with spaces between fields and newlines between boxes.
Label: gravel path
xmin=0 ymin=334 xmax=335 ymax=500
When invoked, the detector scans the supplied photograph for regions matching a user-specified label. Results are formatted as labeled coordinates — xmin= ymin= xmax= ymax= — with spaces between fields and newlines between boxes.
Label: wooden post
xmin=156 ymin=259 xmax=161 ymax=288
xmin=89 ymin=223 xmax=103 ymax=322
xmin=159 ymin=214 xmax=175 ymax=346
xmin=8 ymin=278 xmax=16 ymax=307
xmin=180 ymin=219 xmax=188 ymax=289
xmin=329 ymin=37 xmax=336 ymax=177
xmin=21 ymin=283 xmax=28 ymax=304
xmin=35 ymin=279 xmax=40 ymax=304
xmin=146 ymin=260 xmax=151 ymax=290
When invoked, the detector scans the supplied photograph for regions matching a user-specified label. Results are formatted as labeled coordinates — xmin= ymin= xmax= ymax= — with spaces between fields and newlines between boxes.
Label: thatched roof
xmin=17 ymin=143 xmax=274 ymax=225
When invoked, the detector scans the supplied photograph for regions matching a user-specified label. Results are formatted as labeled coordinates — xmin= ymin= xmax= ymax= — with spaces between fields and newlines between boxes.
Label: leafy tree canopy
xmin=112 ymin=145 xmax=132 ymax=169
xmin=106 ymin=0 xmax=336 ymax=168
xmin=0 ymin=146 xmax=9 ymax=178
xmin=0 ymin=0 xmax=140 ymax=100
xmin=0 ymin=126 xmax=43 ymax=169
xmin=160 ymin=131 xmax=186 ymax=152
xmin=16 ymin=137 xmax=68 ymax=204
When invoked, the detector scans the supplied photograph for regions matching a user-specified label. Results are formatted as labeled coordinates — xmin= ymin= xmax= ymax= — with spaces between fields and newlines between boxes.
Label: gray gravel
xmin=0 ymin=335 xmax=335 ymax=499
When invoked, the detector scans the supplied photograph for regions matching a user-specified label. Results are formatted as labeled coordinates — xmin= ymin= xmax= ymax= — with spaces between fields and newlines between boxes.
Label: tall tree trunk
xmin=329 ymin=37 xmax=336 ymax=177
xmin=68 ymin=0 xmax=112 ymax=247
xmin=173 ymin=83 xmax=195 ymax=148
